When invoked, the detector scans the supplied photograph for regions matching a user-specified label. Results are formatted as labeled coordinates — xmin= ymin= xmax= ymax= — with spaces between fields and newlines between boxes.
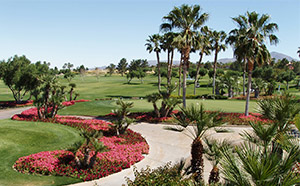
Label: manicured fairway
xmin=0 ymin=120 xmax=82 ymax=186
xmin=59 ymin=99 xmax=257 ymax=116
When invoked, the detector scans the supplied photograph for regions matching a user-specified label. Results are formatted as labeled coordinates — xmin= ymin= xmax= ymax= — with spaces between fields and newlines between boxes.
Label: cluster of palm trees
xmin=146 ymin=4 xmax=278 ymax=116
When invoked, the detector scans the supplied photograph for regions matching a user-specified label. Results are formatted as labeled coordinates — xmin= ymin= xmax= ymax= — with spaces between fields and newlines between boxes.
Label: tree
xmin=146 ymin=85 xmax=182 ymax=118
xmin=145 ymin=34 xmax=162 ymax=90
xmin=193 ymin=27 xmax=211 ymax=95
xmin=161 ymin=32 xmax=177 ymax=88
xmin=231 ymin=11 xmax=279 ymax=116
xmin=168 ymin=104 xmax=223 ymax=183
xmin=106 ymin=63 xmax=116 ymax=76
xmin=218 ymin=70 xmax=240 ymax=98
xmin=127 ymin=59 xmax=148 ymax=84
xmin=75 ymin=65 xmax=87 ymax=80
xmin=277 ymin=70 xmax=296 ymax=90
xmin=116 ymin=58 xmax=128 ymax=76
xmin=32 ymin=75 xmax=65 ymax=119
xmin=61 ymin=62 xmax=75 ymax=82
xmin=210 ymin=30 xmax=227 ymax=95
xmin=160 ymin=4 xmax=209 ymax=108
xmin=111 ymin=99 xmax=135 ymax=135
xmin=0 ymin=55 xmax=42 ymax=103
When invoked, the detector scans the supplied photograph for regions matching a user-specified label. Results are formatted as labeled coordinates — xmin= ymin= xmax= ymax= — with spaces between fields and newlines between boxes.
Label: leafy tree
xmin=218 ymin=70 xmax=240 ymax=97
xmin=106 ymin=63 xmax=116 ymax=76
xmin=116 ymin=58 xmax=128 ymax=76
xmin=277 ymin=70 xmax=296 ymax=90
xmin=210 ymin=30 xmax=227 ymax=95
xmin=0 ymin=55 xmax=41 ymax=102
xmin=230 ymin=11 xmax=278 ymax=116
xmin=145 ymin=34 xmax=162 ymax=90
xmin=75 ymin=65 xmax=87 ymax=79
xmin=126 ymin=59 xmax=148 ymax=83
xmin=160 ymin=4 xmax=209 ymax=108
xmin=189 ymin=68 xmax=207 ymax=87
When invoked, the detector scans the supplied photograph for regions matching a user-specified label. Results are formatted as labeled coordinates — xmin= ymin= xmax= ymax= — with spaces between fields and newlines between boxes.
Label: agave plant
xmin=167 ymin=104 xmax=223 ymax=183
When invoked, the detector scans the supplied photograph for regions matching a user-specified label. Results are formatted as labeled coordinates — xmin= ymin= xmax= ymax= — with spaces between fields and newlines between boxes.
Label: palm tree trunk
xmin=194 ymin=52 xmax=204 ymax=95
xmin=167 ymin=49 xmax=174 ymax=87
xmin=208 ymin=166 xmax=220 ymax=184
xmin=245 ymin=69 xmax=252 ymax=116
xmin=156 ymin=51 xmax=161 ymax=91
xmin=212 ymin=47 xmax=219 ymax=95
xmin=167 ymin=50 xmax=171 ymax=86
xmin=178 ymin=54 xmax=183 ymax=96
xmin=191 ymin=136 xmax=204 ymax=182
xmin=182 ymin=62 xmax=187 ymax=108
xmin=243 ymin=58 xmax=246 ymax=96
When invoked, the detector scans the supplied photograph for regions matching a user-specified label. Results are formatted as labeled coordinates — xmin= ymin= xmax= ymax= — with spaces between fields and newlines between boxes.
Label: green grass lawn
xmin=59 ymin=99 xmax=257 ymax=116
xmin=0 ymin=120 xmax=82 ymax=186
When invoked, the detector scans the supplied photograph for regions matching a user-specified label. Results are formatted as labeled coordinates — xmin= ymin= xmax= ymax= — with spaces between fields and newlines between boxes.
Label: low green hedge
xmin=170 ymin=94 xmax=228 ymax=100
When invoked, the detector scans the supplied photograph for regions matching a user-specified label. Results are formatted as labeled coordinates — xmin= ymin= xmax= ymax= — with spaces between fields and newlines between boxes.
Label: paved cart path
xmin=0 ymin=107 xmax=32 ymax=119
xmin=69 ymin=123 xmax=251 ymax=186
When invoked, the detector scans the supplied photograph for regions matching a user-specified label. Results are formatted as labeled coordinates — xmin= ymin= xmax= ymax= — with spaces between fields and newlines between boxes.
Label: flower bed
xmin=0 ymin=100 xmax=34 ymax=108
xmin=106 ymin=110 xmax=272 ymax=125
xmin=14 ymin=129 xmax=149 ymax=181
xmin=12 ymin=100 xmax=149 ymax=181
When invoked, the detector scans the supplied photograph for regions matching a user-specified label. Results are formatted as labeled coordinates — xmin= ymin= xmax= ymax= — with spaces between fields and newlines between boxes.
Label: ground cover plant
xmin=11 ymin=100 xmax=149 ymax=182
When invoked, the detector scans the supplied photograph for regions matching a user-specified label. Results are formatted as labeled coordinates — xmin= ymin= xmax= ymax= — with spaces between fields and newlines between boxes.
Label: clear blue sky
xmin=0 ymin=0 xmax=299 ymax=68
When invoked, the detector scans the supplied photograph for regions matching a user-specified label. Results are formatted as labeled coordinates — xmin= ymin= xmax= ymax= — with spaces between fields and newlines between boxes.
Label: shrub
xmin=126 ymin=162 xmax=193 ymax=186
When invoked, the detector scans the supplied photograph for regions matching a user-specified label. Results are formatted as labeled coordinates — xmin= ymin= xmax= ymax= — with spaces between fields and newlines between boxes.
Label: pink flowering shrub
xmin=14 ymin=129 xmax=149 ymax=181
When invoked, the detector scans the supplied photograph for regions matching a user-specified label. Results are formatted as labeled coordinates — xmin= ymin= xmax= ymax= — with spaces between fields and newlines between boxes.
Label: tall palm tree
xmin=145 ymin=34 xmax=162 ymax=91
xmin=193 ymin=26 xmax=211 ymax=95
xmin=227 ymin=28 xmax=248 ymax=96
xmin=160 ymin=4 xmax=209 ymax=108
xmin=210 ymin=30 xmax=227 ymax=95
xmin=161 ymin=32 xmax=177 ymax=88
xmin=231 ymin=11 xmax=278 ymax=116
xmin=168 ymin=104 xmax=223 ymax=183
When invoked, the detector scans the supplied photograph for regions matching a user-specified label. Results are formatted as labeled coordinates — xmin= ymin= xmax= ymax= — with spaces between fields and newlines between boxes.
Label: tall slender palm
xmin=210 ymin=30 xmax=227 ymax=95
xmin=231 ymin=11 xmax=278 ymax=116
xmin=161 ymin=32 xmax=177 ymax=88
xmin=193 ymin=26 xmax=211 ymax=95
xmin=160 ymin=4 xmax=209 ymax=108
xmin=227 ymin=28 xmax=248 ymax=96
xmin=172 ymin=34 xmax=185 ymax=96
xmin=145 ymin=34 xmax=162 ymax=91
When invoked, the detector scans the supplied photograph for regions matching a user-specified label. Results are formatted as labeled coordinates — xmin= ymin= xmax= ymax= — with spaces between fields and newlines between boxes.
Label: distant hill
xmin=217 ymin=51 xmax=297 ymax=63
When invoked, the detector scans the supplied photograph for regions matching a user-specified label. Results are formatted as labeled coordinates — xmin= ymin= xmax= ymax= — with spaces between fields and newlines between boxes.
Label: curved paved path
xmin=70 ymin=123 xmax=252 ymax=186
xmin=0 ymin=107 xmax=31 ymax=119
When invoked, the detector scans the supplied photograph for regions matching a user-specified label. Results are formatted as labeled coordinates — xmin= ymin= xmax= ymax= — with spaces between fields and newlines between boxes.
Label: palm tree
xmin=172 ymin=33 xmax=185 ymax=96
xmin=227 ymin=28 xmax=248 ymax=96
xmin=203 ymin=137 xmax=232 ymax=184
xmin=231 ymin=11 xmax=278 ymax=116
xmin=210 ymin=30 xmax=227 ymax=95
xmin=167 ymin=104 xmax=223 ymax=182
xmin=161 ymin=32 xmax=177 ymax=88
xmin=160 ymin=4 xmax=209 ymax=108
xmin=193 ymin=26 xmax=211 ymax=95
xmin=145 ymin=34 xmax=162 ymax=91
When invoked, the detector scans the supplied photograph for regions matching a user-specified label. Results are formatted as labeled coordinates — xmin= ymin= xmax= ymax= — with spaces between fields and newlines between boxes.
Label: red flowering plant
xmin=13 ymin=129 xmax=149 ymax=181
xmin=12 ymin=99 xmax=149 ymax=181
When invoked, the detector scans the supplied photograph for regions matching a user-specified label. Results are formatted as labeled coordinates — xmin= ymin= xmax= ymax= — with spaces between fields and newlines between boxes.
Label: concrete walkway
xmin=69 ymin=123 xmax=252 ymax=186
xmin=0 ymin=107 xmax=31 ymax=119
